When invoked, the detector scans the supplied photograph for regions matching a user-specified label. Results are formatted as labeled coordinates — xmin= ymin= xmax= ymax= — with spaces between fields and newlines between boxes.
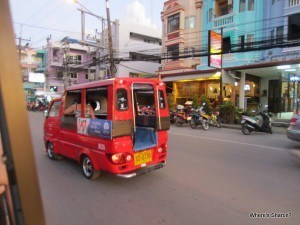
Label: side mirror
xmin=43 ymin=110 xmax=48 ymax=117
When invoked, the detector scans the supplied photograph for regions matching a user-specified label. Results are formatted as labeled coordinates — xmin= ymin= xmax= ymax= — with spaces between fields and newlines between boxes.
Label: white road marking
xmin=169 ymin=131 xmax=288 ymax=152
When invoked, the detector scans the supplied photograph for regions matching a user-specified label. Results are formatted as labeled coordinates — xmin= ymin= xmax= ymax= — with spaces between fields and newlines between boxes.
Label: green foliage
xmin=200 ymin=95 xmax=211 ymax=113
xmin=192 ymin=95 xmax=199 ymax=109
xmin=167 ymin=93 xmax=176 ymax=110
xmin=219 ymin=101 xmax=237 ymax=123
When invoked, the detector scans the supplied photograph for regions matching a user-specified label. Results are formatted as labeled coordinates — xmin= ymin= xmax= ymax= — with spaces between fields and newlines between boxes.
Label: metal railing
xmin=213 ymin=13 xmax=234 ymax=28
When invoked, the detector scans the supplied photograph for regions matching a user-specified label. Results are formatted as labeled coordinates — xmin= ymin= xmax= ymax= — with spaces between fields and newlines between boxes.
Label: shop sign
xmin=208 ymin=30 xmax=222 ymax=69
xmin=29 ymin=72 xmax=45 ymax=83
xmin=290 ymin=75 xmax=300 ymax=82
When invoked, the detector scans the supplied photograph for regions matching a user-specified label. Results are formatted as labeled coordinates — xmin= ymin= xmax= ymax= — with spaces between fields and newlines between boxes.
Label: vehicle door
xmin=44 ymin=100 xmax=62 ymax=144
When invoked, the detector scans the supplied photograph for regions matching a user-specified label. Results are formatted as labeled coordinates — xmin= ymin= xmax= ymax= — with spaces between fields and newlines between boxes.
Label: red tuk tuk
xmin=43 ymin=78 xmax=170 ymax=179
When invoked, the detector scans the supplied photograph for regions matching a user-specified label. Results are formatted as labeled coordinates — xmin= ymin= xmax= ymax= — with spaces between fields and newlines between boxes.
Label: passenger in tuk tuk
xmin=63 ymin=96 xmax=97 ymax=119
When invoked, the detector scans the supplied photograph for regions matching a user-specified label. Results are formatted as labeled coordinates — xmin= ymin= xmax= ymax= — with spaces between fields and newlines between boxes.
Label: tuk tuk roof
xmin=65 ymin=77 xmax=159 ymax=91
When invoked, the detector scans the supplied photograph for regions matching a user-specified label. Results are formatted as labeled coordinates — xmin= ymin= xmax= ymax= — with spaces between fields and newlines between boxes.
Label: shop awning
xmin=162 ymin=72 xmax=216 ymax=82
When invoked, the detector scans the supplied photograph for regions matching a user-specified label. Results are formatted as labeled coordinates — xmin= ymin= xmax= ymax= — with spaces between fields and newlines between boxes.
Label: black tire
xmin=175 ymin=117 xmax=183 ymax=127
xmin=81 ymin=155 xmax=100 ymax=180
xmin=170 ymin=118 xmax=176 ymax=124
xmin=242 ymin=123 xmax=252 ymax=135
xmin=47 ymin=142 xmax=61 ymax=160
xmin=190 ymin=117 xmax=198 ymax=129
xmin=202 ymin=119 xmax=209 ymax=130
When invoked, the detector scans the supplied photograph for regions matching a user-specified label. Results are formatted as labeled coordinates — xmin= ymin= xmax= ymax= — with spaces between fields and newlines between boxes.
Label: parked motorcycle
xmin=208 ymin=110 xmax=221 ymax=128
xmin=169 ymin=109 xmax=176 ymax=124
xmin=241 ymin=108 xmax=272 ymax=135
xmin=174 ymin=104 xmax=191 ymax=127
xmin=190 ymin=104 xmax=209 ymax=130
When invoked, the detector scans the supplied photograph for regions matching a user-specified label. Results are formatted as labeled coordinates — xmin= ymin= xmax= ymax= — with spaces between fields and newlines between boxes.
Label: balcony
xmin=163 ymin=59 xmax=185 ymax=71
xmin=165 ymin=29 xmax=185 ymax=46
xmin=289 ymin=0 xmax=300 ymax=7
xmin=213 ymin=13 xmax=235 ymax=28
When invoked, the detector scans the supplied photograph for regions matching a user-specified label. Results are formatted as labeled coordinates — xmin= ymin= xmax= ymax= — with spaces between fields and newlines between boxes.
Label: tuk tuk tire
xmin=47 ymin=142 xmax=61 ymax=160
xmin=81 ymin=155 xmax=100 ymax=180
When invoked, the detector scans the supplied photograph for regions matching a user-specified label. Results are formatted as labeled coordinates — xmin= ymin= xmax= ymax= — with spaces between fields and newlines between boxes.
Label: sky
xmin=9 ymin=0 xmax=165 ymax=49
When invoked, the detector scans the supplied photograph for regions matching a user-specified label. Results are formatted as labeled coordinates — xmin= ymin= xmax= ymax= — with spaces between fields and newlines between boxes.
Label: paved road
xmin=28 ymin=112 xmax=300 ymax=225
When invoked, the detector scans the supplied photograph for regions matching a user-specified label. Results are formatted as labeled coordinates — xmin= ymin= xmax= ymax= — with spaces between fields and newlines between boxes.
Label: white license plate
xmin=241 ymin=120 xmax=245 ymax=124
xmin=187 ymin=116 xmax=191 ymax=121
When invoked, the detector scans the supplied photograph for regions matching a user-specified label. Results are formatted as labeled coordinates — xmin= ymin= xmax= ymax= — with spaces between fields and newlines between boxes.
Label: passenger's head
xmin=89 ymin=101 xmax=97 ymax=110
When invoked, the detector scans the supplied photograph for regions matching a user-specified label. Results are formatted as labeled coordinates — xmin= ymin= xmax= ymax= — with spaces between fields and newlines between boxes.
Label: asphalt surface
xmin=28 ymin=112 xmax=300 ymax=225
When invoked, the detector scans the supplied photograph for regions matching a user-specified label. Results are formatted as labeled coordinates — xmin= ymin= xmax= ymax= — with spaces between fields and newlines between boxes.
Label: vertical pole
xmin=219 ymin=27 xmax=223 ymax=104
xmin=81 ymin=11 xmax=85 ymax=41
xmin=105 ymin=0 xmax=115 ymax=78
xmin=18 ymin=24 xmax=22 ymax=60
xmin=239 ymin=72 xmax=246 ymax=109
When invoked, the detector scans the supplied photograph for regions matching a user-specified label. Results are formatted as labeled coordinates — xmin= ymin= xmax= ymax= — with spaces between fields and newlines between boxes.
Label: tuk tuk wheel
xmin=47 ymin=142 xmax=61 ymax=160
xmin=81 ymin=155 xmax=100 ymax=180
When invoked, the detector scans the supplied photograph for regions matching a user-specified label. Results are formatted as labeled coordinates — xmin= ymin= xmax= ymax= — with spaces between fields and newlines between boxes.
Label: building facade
xmin=160 ymin=0 xmax=300 ymax=117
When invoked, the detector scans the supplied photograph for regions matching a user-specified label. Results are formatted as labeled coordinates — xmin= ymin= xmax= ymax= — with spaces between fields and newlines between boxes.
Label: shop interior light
xmin=234 ymin=82 xmax=238 ymax=86
xmin=277 ymin=65 xmax=291 ymax=69
xmin=285 ymin=69 xmax=296 ymax=72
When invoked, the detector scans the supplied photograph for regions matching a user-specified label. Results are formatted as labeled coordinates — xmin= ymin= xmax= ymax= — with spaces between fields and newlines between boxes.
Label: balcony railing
xmin=213 ymin=13 xmax=234 ymax=28
xmin=289 ymin=0 xmax=300 ymax=7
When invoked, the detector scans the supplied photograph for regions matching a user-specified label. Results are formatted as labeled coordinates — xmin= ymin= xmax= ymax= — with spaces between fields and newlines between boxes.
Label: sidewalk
xmin=221 ymin=118 xmax=289 ymax=134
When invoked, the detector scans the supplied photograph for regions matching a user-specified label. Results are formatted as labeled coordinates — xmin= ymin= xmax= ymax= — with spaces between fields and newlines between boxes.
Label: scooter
xmin=174 ymin=105 xmax=191 ymax=127
xmin=169 ymin=109 xmax=176 ymax=124
xmin=190 ymin=104 xmax=209 ymax=130
xmin=208 ymin=110 xmax=221 ymax=128
xmin=241 ymin=110 xmax=272 ymax=135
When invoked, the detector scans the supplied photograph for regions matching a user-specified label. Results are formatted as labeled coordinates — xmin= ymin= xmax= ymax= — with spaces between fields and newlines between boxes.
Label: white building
xmin=106 ymin=20 xmax=162 ymax=78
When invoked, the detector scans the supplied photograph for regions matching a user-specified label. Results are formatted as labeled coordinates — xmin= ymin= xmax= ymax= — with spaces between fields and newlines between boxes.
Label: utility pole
xmin=105 ymin=0 xmax=116 ymax=78
xmin=16 ymin=24 xmax=31 ymax=60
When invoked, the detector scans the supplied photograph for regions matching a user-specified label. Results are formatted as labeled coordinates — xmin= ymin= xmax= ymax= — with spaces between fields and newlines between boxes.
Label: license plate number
xmin=134 ymin=150 xmax=152 ymax=166
xmin=187 ymin=116 xmax=191 ymax=121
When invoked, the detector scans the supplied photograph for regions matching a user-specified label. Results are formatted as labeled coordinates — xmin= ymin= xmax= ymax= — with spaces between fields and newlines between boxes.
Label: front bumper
xmin=115 ymin=161 xmax=166 ymax=178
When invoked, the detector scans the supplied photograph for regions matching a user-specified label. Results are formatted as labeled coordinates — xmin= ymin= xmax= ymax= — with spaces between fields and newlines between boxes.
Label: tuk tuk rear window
xmin=116 ymin=89 xmax=128 ymax=111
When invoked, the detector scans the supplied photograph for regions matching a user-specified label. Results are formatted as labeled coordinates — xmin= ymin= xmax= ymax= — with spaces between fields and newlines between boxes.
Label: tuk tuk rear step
xmin=115 ymin=161 xmax=166 ymax=178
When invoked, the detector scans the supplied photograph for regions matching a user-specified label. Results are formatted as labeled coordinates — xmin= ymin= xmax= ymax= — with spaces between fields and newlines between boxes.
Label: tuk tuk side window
xmin=49 ymin=101 xmax=61 ymax=117
xmin=116 ymin=88 xmax=128 ymax=111
xmin=86 ymin=87 xmax=108 ymax=119
xmin=64 ymin=90 xmax=82 ymax=117
xmin=158 ymin=90 xmax=166 ymax=109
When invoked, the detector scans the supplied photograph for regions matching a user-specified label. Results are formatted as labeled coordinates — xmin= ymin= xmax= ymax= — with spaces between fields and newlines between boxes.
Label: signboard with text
xmin=77 ymin=118 xmax=112 ymax=139
xmin=208 ymin=30 xmax=222 ymax=69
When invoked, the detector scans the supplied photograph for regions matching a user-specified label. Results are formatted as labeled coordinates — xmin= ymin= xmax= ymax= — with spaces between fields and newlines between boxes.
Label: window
xmin=208 ymin=8 xmax=214 ymax=22
xmin=85 ymin=74 xmax=88 ymax=80
xmin=271 ymin=30 xmax=275 ymax=44
xmin=65 ymin=54 xmax=82 ymax=65
xmin=70 ymin=73 xmax=78 ymax=79
xmin=272 ymin=0 xmax=276 ymax=5
xmin=50 ymin=86 xmax=58 ymax=92
xmin=48 ymin=101 xmax=61 ymax=117
xmin=64 ymin=90 xmax=82 ymax=118
xmin=86 ymin=87 xmax=108 ymax=117
xmin=158 ymin=91 xmax=166 ymax=109
xmin=238 ymin=35 xmax=245 ymax=49
xmin=167 ymin=13 xmax=180 ymax=33
xmin=184 ymin=47 xmax=195 ymax=58
xmin=167 ymin=44 xmax=179 ymax=61
xmin=116 ymin=89 xmax=128 ymax=111
xmin=239 ymin=0 xmax=246 ymax=12
xmin=246 ymin=34 xmax=254 ymax=48
xmin=288 ymin=13 xmax=300 ymax=41
xmin=185 ymin=16 xmax=195 ymax=29
xmin=222 ymin=37 xmax=231 ymax=53
xmin=276 ymin=26 xmax=284 ymax=44
xmin=248 ymin=0 xmax=254 ymax=11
